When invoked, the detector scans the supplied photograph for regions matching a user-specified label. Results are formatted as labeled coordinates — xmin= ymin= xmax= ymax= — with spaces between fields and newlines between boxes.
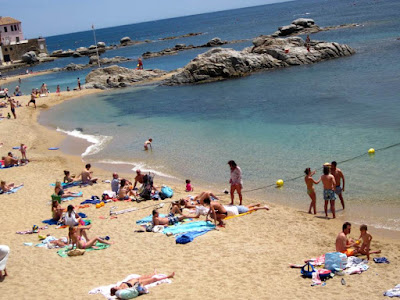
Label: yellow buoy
xmin=276 ymin=179 xmax=284 ymax=187
xmin=368 ymin=148 xmax=375 ymax=154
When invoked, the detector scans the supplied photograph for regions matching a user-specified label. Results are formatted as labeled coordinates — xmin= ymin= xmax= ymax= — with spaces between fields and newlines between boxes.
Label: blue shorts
xmin=168 ymin=212 xmax=179 ymax=225
xmin=335 ymin=186 xmax=342 ymax=195
xmin=236 ymin=206 xmax=249 ymax=214
xmin=323 ymin=189 xmax=336 ymax=201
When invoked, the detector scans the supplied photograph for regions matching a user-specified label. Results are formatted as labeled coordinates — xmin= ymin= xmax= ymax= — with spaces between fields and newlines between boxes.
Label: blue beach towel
xmin=176 ymin=229 xmax=212 ymax=244
xmin=136 ymin=214 xmax=166 ymax=224
xmin=60 ymin=191 xmax=83 ymax=202
xmin=80 ymin=198 xmax=101 ymax=205
xmin=50 ymin=181 xmax=81 ymax=188
xmin=0 ymin=185 xmax=24 ymax=194
xmin=163 ymin=221 xmax=215 ymax=235
xmin=42 ymin=212 xmax=87 ymax=225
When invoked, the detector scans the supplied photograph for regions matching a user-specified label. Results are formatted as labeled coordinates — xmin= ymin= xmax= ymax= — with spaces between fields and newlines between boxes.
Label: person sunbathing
xmin=230 ymin=203 xmax=270 ymax=214
xmin=110 ymin=272 xmax=175 ymax=296
xmin=55 ymin=181 xmax=82 ymax=198
xmin=1 ymin=181 xmax=14 ymax=192
xmin=52 ymin=200 xmax=64 ymax=221
xmin=69 ymin=226 xmax=113 ymax=250
xmin=193 ymin=191 xmax=219 ymax=205
xmin=152 ymin=209 xmax=191 ymax=226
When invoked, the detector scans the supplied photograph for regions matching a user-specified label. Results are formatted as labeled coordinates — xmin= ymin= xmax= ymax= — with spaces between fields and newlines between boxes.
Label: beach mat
xmin=0 ymin=185 xmax=24 ymax=194
xmin=42 ymin=212 xmax=87 ymax=225
xmin=176 ymin=229 xmax=212 ymax=244
xmin=89 ymin=273 xmax=171 ymax=299
xmin=57 ymin=242 xmax=110 ymax=258
xmin=163 ymin=221 xmax=215 ymax=235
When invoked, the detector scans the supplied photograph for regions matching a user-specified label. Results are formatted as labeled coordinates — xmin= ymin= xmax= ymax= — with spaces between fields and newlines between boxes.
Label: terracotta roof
xmin=0 ymin=17 xmax=21 ymax=25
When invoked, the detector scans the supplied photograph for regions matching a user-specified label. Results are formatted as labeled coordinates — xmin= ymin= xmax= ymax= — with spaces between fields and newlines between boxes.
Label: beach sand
xmin=0 ymin=90 xmax=399 ymax=299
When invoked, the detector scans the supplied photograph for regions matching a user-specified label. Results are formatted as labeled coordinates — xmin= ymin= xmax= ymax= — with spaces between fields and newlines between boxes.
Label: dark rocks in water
xmin=120 ymin=36 xmax=132 ymax=44
xmin=83 ymin=65 xmax=167 ymax=89
xmin=88 ymin=56 xmax=132 ymax=65
xmin=165 ymin=35 xmax=355 ymax=85
xmin=21 ymin=51 xmax=39 ymax=64
xmin=158 ymin=32 xmax=203 ymax=41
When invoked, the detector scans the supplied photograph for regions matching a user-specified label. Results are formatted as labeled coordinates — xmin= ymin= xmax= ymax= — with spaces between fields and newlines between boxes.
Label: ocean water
xmin=34 ymin=0 xmax=400 ymax=232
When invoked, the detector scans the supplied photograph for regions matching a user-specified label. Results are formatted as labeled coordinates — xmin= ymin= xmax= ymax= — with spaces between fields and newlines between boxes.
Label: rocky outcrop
xmin=142 ymin=37 xmax=228 ymax=59
xmin=272 ymin=18 xmax=359 ymax=37
xmin=165 ymin=36 xmax=355 ymax=85
xmin=21 ymin=51 xmax=39 ymax=64
xmin=159 ymin=32 xmax=203 ymax=41
xmin=120 ymin=36 xmax=132 ymax=44
xmin=84 ymin=65 xmax=167 ymax=89
xmin=88 ymin=56 xmax=132 ymax=65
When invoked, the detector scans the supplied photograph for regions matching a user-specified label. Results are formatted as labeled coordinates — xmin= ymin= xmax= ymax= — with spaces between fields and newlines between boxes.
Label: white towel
xmin=88 ymin=274 xmax=171 ymax=299
xmin=0 ymin=245 xmax=10 ymax=271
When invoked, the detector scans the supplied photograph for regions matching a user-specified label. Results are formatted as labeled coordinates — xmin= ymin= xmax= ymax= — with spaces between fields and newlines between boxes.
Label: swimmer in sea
xmin=144 ymin=138 xmax=152 ymax=151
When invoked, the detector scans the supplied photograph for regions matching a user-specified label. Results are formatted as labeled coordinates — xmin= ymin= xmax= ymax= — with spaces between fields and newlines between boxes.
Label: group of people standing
xmin=304 ymin=161 xmax=345 ymax=218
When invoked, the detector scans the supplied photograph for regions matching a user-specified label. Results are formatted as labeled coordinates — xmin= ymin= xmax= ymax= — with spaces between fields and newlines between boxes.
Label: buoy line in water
xmin=216 ymin=141 xmax=400 ymax=196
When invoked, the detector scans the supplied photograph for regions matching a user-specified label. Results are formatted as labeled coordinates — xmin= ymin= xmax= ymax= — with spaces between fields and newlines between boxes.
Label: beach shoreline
xmin=1 ymin=86 xmax=399 ymax=299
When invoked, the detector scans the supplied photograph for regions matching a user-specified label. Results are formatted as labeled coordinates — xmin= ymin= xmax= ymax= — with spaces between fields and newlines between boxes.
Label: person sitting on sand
xmin=144 ymin=138 xmax=152 ymax=151
xmin=110 ymin=272 xmax=175 ymax=296
xmin=304 ymin=168 xmax=320 ymax=215
xmin=52 ymin=200 xmax=64 ymax=221
xmin=152 ymin=209 xmax=190 ymax=226
xmin=336 ymin=222 xmax=359 ymax=257
xmin=69 ymin=226 xmax=113 ymax=250
xmin=0 ymin=181 xmax=22 ymax=193
xmin=358 ymin=224 xmax=381 ymax=260
xmin=320 ymin=165 xmax=336 ymax=219
xmin=78 ymin=163 xmax=98 ymax=185
xmin=62 ymin=205 xmax=90 ymax=242
xmin=63 ymin=170 xmax=75 ymax=184
xmin=55 ymin=181 xmax=82 ymax=198
xmin=118 ymin=179 xmax=134 ymax=200
xmin=133 ymin=169 xmax=144 ymax=190
xmin=3 ymin=152 xmax=19 ymax=167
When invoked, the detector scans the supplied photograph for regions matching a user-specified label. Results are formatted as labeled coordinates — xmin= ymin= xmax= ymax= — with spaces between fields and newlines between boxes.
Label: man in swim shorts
xmin=79 ymin=164 xmax=98 ymax=185
xmin=320 ymin=165 xmax=336 ymax=218
xmin=335 ymin=222 xmax=358 ymax=256
xmin=331 ymin=161 xmax=346 ymax=209
xmin=133 ymin=169 xmax=144 ymax=189
xmin=152 ymin=210 xmax=189 ymax=226
xmin=27 ymin=89 xmax=37 ymax=109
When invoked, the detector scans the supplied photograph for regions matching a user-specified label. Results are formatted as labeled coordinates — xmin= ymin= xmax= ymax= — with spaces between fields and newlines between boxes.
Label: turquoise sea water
xmin=18 ymin=0 xmax=400 ymax=231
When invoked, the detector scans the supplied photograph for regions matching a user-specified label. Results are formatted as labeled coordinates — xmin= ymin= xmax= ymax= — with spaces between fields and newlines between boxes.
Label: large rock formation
xmin=21 ymin=51 xmax=39 ymax=64
xmin=165 ymin=36 xmax=355 ymax=85
xmin=88 ymin=56 xmax=132 ymax=65
xmin=84 ymin=65 xmax=167 ymax=89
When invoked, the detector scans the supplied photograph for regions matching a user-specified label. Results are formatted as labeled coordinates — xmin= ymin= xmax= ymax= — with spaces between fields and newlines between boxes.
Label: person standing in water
xmin=144 ymin=138 xmax=152 ymax=151
xmin=330 ymin=161 xmax=346 ymax=209
xmin=320 ymin=165 xmax=336 ymax=219
xmin=228 ymin=160 xmax=243 ymax=205
xmin=304 ymin=168 xmax=320 ymax=214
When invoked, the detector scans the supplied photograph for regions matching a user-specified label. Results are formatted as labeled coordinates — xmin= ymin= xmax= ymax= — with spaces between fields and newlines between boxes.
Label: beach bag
xmin=324 ymin=252 xmax=347 ymax=271
xmin=160 ymin=186 xmax=173 ymax=200
xmin=115 ymin=287 xmax=139 ymax=299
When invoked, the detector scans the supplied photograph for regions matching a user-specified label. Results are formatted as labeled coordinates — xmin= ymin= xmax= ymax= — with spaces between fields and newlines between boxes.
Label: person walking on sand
xmin=77 ymin=78 xmax=81 ymax=90
xmin=144 ymin=138 xmax=152 ymax=151
xmin=27 ymin=89 xmax=37 ymax=108
xmin=228 ymin=160 xmax=243 ymax=205
xmin=8 ymin=98 xmax=16 ymax=119
xmin=304 ymin=168 xmax=320 ymax=214
xmin=320 ymin=165 xmax=336 ymax=218
xmin=331 ymin=161 xmax=346 ymax=209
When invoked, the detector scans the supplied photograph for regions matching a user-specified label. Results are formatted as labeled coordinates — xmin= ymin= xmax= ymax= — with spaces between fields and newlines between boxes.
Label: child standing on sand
xmin=20 ymin=143 xmax=28 ymax=161
xmin=185 ymin=179 xmax=193 ymax=192
xmin=358 ymin=224 xmax=381 ymax=260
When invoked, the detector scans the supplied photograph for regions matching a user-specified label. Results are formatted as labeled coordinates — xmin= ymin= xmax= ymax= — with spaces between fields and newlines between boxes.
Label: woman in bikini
xmin=52 ymin=200 xmax=64 ymax=221
xmin=69 ymin=227 xmax=113 ymax=250
xmin=304 ymin=168 xmax=320 ymax=214
xmin=110 ymin=272 xmax=175 ymax=296
xmin=54 ymin=181 xmax=82 ymax=199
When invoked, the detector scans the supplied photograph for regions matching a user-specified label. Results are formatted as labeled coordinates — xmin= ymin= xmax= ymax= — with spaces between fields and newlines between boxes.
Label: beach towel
xmin=0 ymin=185 xmax=24 ymax=194
xmin=57 ymin=242 xmax=110 ymax=257
xmin=16 ymin=225 xmax=48 ymax=235
xmin=81 ymin=198 xmax=101 ymax=205
xmin=59 ymin=191 xmax=83 ymax=202
xmin=384 ymin=284 xmax=400 ymax=298
xmin=136 ymin=214 xmax=166 ymax=224
xmin=224 ymin=210 xmax=254 ymax=220
xmin=50 ymin=181 xmax=81 ymax=188
xmin=305 ymin=254 xmax=325 ymax=266
xmin=344 ymin=256 xmax=369 ymax=274
xmin=163 ymin=221 xmax=215 ymax=235
xmin=42 ymin=212 xmax=87 ymax=225
xmin=374 ymin=257 xmax=390 ymax=264
xmin=88 ymin=274 xmax=172 ymax=299
xmin=175 ymin=229 xmax=212 ymax=244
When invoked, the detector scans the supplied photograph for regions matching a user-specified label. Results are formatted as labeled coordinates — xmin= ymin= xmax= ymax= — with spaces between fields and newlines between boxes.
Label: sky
xmin=1 ymin=0 xmax=289 ymax=38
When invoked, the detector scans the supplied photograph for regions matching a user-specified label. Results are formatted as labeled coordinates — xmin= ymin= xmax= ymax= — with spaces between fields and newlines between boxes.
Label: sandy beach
xmin=0 ymin=86 xmax=399 ymax=299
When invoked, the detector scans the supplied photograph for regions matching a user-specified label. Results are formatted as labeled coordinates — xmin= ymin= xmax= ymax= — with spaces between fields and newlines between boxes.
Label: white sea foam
xmin=97 ymin=159 xmax=176 ymax=179
xmin=57 ymin=127 xmax=113 ymax=157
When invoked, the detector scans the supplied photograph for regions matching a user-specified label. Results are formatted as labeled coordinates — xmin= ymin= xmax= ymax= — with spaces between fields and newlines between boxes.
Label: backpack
xmin=160 ymin=185 xmax=173 ymax=200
